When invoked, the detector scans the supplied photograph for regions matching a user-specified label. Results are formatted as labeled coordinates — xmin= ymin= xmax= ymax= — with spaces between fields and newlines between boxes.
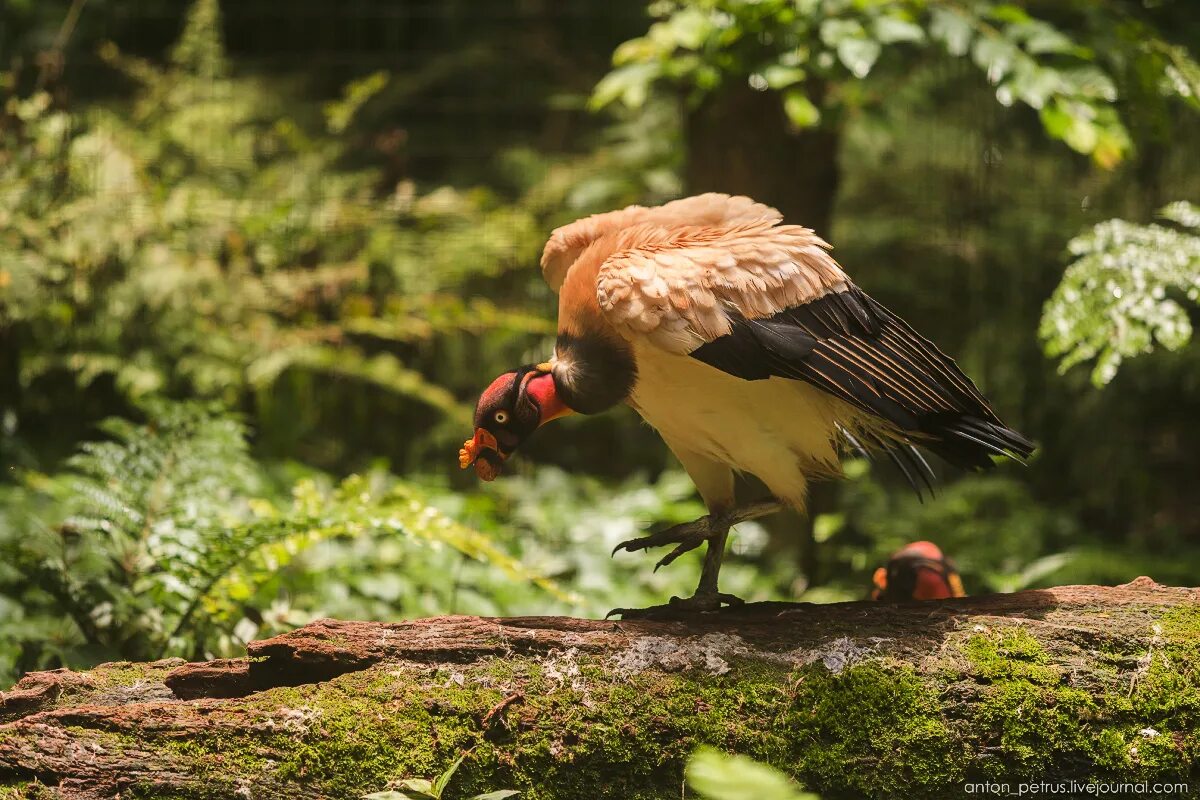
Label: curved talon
xmin=612 ymin=539 xmax=636 ymax=557
xmin=611 ymin=515 xmax=723 ymax=559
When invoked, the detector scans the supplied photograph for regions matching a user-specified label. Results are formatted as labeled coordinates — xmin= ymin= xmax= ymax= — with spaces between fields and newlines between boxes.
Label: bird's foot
xmin=611 ymin=514 xmax=729 ymax=572
xmin=605 ymin=591 xmax=745 ymax=620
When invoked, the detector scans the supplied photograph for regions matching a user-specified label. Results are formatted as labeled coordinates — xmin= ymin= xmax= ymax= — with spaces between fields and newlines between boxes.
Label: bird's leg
xmin=611 ymin=500 xmax=782 ymax=570
xmin=608 ymin=500 xmax=783 ymax=620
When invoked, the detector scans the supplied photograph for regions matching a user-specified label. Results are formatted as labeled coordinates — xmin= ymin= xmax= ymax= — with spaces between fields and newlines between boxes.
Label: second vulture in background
xmin=460 ymin=193 xmax=1034 ymax=617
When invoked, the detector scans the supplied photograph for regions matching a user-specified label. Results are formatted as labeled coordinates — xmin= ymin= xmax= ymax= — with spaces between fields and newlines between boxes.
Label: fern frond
xmin=5 ymin=401 xmax=568 ymax=663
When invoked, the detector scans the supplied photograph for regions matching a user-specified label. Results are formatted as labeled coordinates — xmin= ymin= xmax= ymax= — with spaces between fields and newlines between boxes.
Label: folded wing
xmin=593 ymin=215 xmax=1034 ymax=473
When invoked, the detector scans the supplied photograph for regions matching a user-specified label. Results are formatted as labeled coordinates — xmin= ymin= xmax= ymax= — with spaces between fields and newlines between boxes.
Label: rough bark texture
xmin=686 ymin=86 xmax=841 ymax=238
xmin=1 ymin=578 xmax=1197 ymax=800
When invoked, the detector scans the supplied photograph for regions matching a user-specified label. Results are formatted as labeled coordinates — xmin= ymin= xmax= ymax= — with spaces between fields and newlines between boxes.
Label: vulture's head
xmin=871 ymin=541 xmax=966 ymax=601
xmin=459 ymin=364 xmax=573 ymax=481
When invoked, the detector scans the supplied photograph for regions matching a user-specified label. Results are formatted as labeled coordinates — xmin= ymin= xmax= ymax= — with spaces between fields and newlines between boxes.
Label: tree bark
xmin=685 ymin=86 xmax=841 ymax=238
xmin=1 ymin=579 xmax=1197 ymax=800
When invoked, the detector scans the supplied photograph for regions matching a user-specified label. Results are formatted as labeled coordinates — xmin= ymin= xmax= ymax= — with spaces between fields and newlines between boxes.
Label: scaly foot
xmin=612 ymin=514 xmax=728 ymax=571
xmin=605 ymin=590 xmax=745 ymax=620
xmin=610 ymin=500 xmax=784 ymax=571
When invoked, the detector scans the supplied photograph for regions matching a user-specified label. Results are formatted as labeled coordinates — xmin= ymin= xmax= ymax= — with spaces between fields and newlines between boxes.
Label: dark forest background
xmin=1 ymin=0 xmax=1198 ymax=683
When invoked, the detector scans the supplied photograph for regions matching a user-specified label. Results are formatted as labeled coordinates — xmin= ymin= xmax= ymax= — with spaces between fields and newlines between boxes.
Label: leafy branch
xmin=592 ymin=0 xmax=1200 ymax=167
xmin=1041 ymin=202 xmax=1200 ymax=387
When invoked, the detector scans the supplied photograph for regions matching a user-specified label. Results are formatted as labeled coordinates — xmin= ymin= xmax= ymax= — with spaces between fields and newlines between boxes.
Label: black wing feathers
xmin=690 ymin=286 xmax=1034 ymax=477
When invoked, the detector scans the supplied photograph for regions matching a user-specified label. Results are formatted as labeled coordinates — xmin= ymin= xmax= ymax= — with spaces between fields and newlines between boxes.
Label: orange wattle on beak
xmin=459 ymin=428 xmax=504 ymax=481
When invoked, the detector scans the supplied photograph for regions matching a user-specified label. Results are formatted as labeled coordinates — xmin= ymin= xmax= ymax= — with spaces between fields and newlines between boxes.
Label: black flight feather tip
xmin=690 ymin=286 xmax=1036 ymax=485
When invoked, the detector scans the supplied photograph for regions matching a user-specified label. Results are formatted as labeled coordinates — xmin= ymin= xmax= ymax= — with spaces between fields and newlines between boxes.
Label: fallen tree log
xmin=1 ymin=578 xmax=1197 ymax=800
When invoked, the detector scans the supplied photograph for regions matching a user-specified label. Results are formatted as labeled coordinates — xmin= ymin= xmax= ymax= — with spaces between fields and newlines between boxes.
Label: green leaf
xmin=1060 ymin=67 xmax=1117 ymax=102
xmin=819 ymin=18 xmax=865 ymax=48
xmin=1040 ymin=204 xmax=1200 ymax=386
xmin=468 ymin=792 xmax=521 ymax=800
xmin=971 ymin=37 xmax=1017 ymax=82
xmin=686 ymin=748 xmax=817 ymax=800
xmin=399 ymin=779 xmax=435 ymax=795
xmin=363 ymin=792 xmax=426 ymax=800
xmin=763 ymin=64 xmax=806 ymax=90
xmin=653 ymin=7 xmax=713 ymax=51
xmin=1009 ymin=20 xmax=1076 ymax=56
xmin=1006 ymin=63 xmax=1060 ymax=109
xmin=873 ymin=16 xmax=925 ymax=45
xmin=1060 ymin=109 xmax=1099 ymax=155
xmin=1155 ymin=42 xmax=1200 ymax=107
xmin=590 ymin=62 xmax=660 ymax=110
xmin=782 ymin=90 xmax=821 ymax=128
xmin=837 ymin=38 xmax=882 ymax=79
xmin=433 ymin=755 xmax=465 ymax=797
xmin=987 ymin=4 xmax=1033 ymax=25
xmin=1038 ymin=102 xmax=1073 ymax=140
xmin=324 ymin=71 xmax=389 ymax=134
xmin=813 ymin=512 xmax=844 ymax=544
xmin=929 ymin=8 xmax=973 ymax=57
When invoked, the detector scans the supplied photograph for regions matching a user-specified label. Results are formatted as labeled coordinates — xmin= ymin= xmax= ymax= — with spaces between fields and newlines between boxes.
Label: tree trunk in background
xmin=685 ymin=86 xmax=841 ymax=238
xmin=685 ymin=86 xmax=842 ymax=580
xmin=2 ymin=579 xmax=1197 ymax=799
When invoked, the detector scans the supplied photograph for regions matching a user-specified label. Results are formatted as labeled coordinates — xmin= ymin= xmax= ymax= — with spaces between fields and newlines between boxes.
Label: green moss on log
xmin=3 ymin=601 xmax=1198 ymax=799
xmin=784 ymin=660 xmax=964 ymax=795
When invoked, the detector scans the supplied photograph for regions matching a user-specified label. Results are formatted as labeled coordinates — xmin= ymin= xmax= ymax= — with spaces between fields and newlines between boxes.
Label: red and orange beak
xmin=458 ymin=428 xmax=505 ymax=481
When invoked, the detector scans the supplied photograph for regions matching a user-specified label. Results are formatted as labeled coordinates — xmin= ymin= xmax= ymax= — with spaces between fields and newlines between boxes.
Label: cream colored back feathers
xmin=596 ymin=221 xmax=846 ymax=353
xmin=541 ymin=193 xmax=845 ymax=354
xmin=540 ymin=193 xmax=782 ymax=296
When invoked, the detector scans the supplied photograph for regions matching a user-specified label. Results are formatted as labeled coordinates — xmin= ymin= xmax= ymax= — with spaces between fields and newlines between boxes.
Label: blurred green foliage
xmin=0 ymin=3 xmax=529 ymax=427
xmin=0 ymin=0 xmax=1198 ymax=686
xmin=593 ymin=0 xmax=1200 ymax=168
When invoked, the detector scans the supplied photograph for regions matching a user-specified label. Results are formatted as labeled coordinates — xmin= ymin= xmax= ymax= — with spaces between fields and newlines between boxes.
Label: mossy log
xmin=1 ymin=578 xmax=1197 ymax=800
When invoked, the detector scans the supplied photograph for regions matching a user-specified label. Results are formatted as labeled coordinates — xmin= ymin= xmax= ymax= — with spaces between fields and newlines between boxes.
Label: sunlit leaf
xmin=782 ymin=90 xmax=822 ymax=128
xmin=590 ymin=63 xmax=661 ymax=110
xmin=763 ymin=64 xmax=807 ymax=90
xmin=929 ymin=8 xmax=973 ymax=57
xmin=836 ymin=38 xmax=881 ymax=79
xmin=873 ymin=16 xmax=925 ymax=45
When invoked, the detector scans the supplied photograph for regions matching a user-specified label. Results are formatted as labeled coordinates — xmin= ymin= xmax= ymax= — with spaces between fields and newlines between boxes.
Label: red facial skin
xmin=524 ymin=372 xmax=570 ymax=422
xmin=459 ymin=370 xmax=571 ymax=481
xmin=911 ymin=566 xmax=956 ymax=600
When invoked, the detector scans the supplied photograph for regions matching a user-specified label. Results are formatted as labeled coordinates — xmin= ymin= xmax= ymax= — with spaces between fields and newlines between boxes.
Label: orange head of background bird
xmin=871 ymin=540 xmax=966 ymax=601
xmin=459 ymin=364 xmax=573 ymax=481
